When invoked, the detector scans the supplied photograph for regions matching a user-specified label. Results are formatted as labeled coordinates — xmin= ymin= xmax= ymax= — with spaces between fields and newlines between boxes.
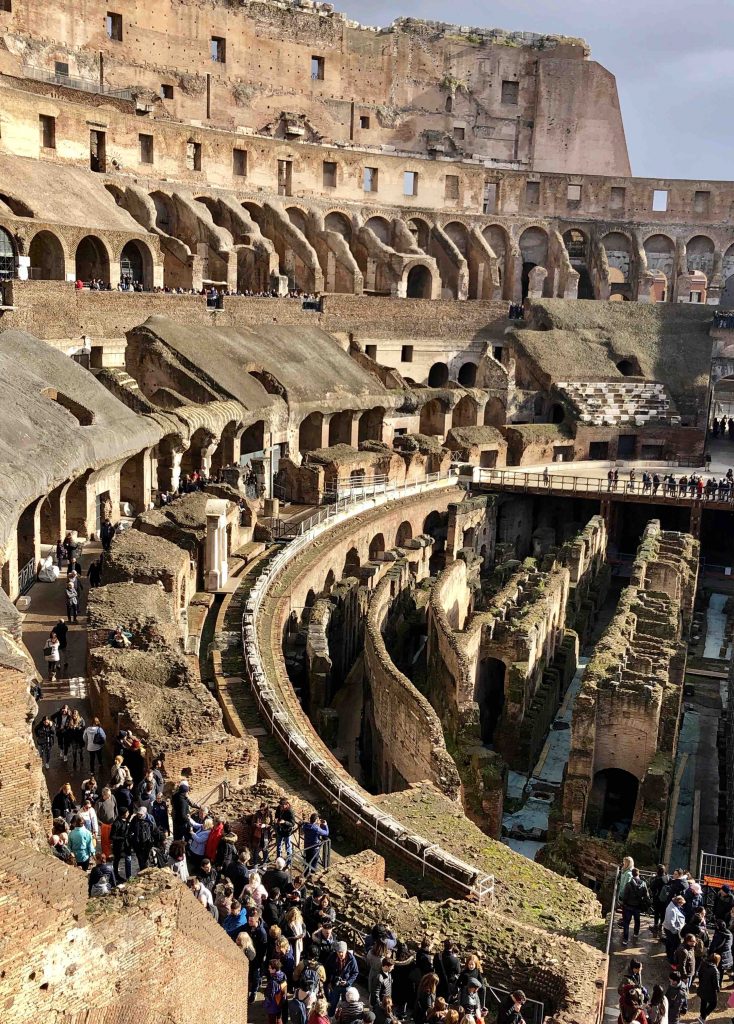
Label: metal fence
xmin=17 ymin=557 xmax=36 ymax=597
xmin=240 ymin=468 xmax=495 ymax=904
xmin=699 ymin=850 xmax=734 ymax=916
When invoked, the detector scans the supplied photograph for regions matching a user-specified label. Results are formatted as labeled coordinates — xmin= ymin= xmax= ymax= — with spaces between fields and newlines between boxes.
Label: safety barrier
xmin=240 ymin=468 xmax=495 ymax=903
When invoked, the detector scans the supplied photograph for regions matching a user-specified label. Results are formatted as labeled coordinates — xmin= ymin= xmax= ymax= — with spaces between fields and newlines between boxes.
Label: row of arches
xmin=427 ymin=360 xmax=478 ymax=388
xmin=298 ymin=407 xmax=385 ymax=454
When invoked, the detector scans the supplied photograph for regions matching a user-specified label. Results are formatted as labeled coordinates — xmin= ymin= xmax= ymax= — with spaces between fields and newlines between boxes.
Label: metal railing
xmin=486 ymin=986 xmax=544 ymax=1024
xmin=240 ymin=468 xmax=495 ymax=904
xmin=474 ymin=467 xmax=734 ymax=505
xmin=18 ymin=557 xmax=36 ymax=597
xmin=21 ymin=64 xmax=134 ymax=100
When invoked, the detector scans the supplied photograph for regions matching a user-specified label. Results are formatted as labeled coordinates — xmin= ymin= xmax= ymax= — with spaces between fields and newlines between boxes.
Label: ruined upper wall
xmin=0 ymin=0 xmax=625 ymax=175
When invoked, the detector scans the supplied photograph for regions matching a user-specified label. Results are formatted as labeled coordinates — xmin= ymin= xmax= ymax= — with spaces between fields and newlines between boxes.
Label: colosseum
xmin=1 ymin=2 xmax=734 ymax=1022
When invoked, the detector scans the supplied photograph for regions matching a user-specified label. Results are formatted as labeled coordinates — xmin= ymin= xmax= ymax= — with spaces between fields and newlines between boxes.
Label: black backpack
xmin=299 ymin=964 xmax=320 ymax=993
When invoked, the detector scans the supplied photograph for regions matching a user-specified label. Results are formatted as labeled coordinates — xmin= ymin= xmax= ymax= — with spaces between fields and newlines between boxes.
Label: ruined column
xmin=205 ymin=499 xmax=229 ymax=592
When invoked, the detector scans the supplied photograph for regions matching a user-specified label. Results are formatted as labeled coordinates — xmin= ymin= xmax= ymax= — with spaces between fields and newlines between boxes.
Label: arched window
xmin=0 ymin=226 xmax=16 ymax=280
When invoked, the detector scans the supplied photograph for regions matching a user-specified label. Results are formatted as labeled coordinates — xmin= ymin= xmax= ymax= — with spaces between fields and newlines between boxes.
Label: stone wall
xmin=364 ymin=560 xmax=462 ymax=800
xmin=561 ymin=520 xmax=699 ymax=863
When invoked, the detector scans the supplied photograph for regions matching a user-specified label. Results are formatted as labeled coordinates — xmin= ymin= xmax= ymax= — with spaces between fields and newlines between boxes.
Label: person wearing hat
xmin=713 ymin=883 xmax=734 ymax=925
xmin=458 ymin=977 xmax=482 ymax=1020
xmin=325 ymin=940 xmax=359 ymax=1014
xmin=663 ymin=895 xmax=687 ymax=963
xmin=709 ymin=917 xmax=734 ymax=983
xmin=497 ymin=990 xmax=527 ymax=1024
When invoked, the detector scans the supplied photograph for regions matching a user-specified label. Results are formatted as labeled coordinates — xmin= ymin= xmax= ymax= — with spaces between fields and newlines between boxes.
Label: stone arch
xmin=587 ymin=767 xmax=639 ymax=834
xmin=119 ymin=449 xmax=149 ymax=513
xmin=120 ymin=238 xmax=154 ymax=290
xmin=563 ymin=228 xmax=594 ymax=299
xmin=324 ymin=211 xmax=352 ymax=241
xmin=457 ymin=362 xmax=477 ymax=387
xmin=406 ymin=217 xmax=431 ymax=252
xmin=299 ymin=412 xmax=324 ymax=454
xmin=286 ymin=206 xmax=308 ymax=234
xmin=328 ymin=410 xmax=354 ymax=447
xmin=343 ymin=546 xmax=361 ymax=577
xmin=151 ymin=191 xmax=177 ymax=233
xmin=368 ymin=532 xmax=385 ymax=561
xmin=419 ymin=397 xmax=447 ymax=435
xmin=483 ymin=396 xmax=505 ymax=427
xmin=240 ymin=420 xmax=265 ymax=458
xmin=365 ymin=216 xmax=391 ymax=245
xmin=427 ymin=362 xmax=449 ymax=387
xmin=602 ymin=231 xmax=633 ymax=294
xmin=686 ymin=234 xmax=715 ymax=278
xmin=28 ymin=229 xmax=66 ymax=280
xmin=0 ymin=225 xmax=17 ymax=280
xmin=482 ymin=224 xmax=510 ymax=296
xmin=443 ymin=221 xmax=469 ymax=257
xmin=476 ymin=657 xmax=506 ymax=744
xmin=405 ymin=263 xmax=433 ymax=299
xmin=180 ymin=426 xmax=215 ymax=478
xmin=643 ymin=233 xmax=675 ymax=300
xmin=452 ymin=395 xmax=478 ymax=428
xmin=75 ymin=235 xmax=110 ymax=284
xmin=358 ymin=407 xmax=384 ymax=444
xmin=323 ymin=568 xmax=336 ymax=594
xmin=396 ymin=521 xmax=412 ymax=547
xmin=518 ymin=226 xmax=548 ymax=298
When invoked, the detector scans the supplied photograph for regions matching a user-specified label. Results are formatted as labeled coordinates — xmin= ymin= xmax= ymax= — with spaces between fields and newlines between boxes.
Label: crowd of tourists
xmin=711 ymin=417 xmax=734 ymax=441
xmin=615 ymin=855 xmax=734 ymax=1023
xmin=606 ymin=466 xmax=734 ymax=501
xmin=507 ymin=303 xmax=524 ymax=320
xmin=75 ymin=276 xmax=321 ymax=307
xmin=713 ymin=311 xmax=734 ymax=330
xmin=36 ymin=710 xmax=529 ymax=1024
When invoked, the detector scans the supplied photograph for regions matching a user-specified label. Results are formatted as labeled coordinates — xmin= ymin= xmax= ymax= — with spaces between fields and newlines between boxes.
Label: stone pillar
xmin=205 ymin=499 xmax=229 ymax=592
xmin=159 ymin=447 xmax=183 ymax=494
xmin=200 ymin=435 xmax=220 ymax=477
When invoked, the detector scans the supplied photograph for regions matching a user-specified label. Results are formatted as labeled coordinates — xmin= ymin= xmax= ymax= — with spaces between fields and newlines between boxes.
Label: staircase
xmin=556 ymin=381 xmax=681 ymax=426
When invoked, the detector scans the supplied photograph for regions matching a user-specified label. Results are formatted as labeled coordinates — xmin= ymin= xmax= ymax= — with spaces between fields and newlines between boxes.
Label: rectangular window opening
xmin=359 ymin=115 xmax=370 ymax=130
xmin=694 ymin=189 xmax=710 ymax=214
xmin=39 ymin=114 xmax=56 ymax=150
xmin=161 ymin=83 xmax=174 ymax=100
xmin=311 ymin=55 xmax=325 ymax=80
xmin=210 ymin=36 xmax=226 ymax=63
xmin=453 ymin=126 xmax=465 ymax=141
xmin=525 ymin=180 xmax=540 ymax=206
xmin=322 ymin=160 xmax=337 ymax=188
xmin=567 ymin=183 xmax=582 ymax=206
xmin=90 ymin=129 xmax=106 ymax=173
xmin=610 ymin=186 xmax=626 ymax=210
xmin=444 ymin=174 xmax=459 ymax=201
xmin=401 ymin=345 xmax=414 ymax=363
xmin=139 ymin=132 xmax=154 ymax=164
xmin=501 ymin=80 xmax=519 ymax=105
xmin=186 ymin=140 xmax=202 ymax=171
xmin=277 ymin=159 xmax=293 ymax=196
xmin=365 ymin=344 xmax=377 ymax=360
xmin=403 ymin=170 xmax=418 ymax=197
xmin=55 ymin=61 xmax=70 ymax=78
xmin=233 ymin=148 xmax=247 ymax=177
xmin=363 ymin=166 xmax=378 ymax=193
xmin=652 ymin=189 xmax=669 ymax=212
xmin=484 ymin=182 xmax=498 ymax=214
xmin=0 ymin=1 xmax=11 ymax=12
xmin=106 ymin=12 xmax=123 ymax=41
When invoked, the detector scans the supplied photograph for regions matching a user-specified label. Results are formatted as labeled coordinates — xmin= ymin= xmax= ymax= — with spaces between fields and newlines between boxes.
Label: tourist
xmin=244 ymin=907 xmax=269 ymax=1001
xmin=168 ymin=839 xmax=189 ymax=882
xmin=289 ymin=985 xmax=312 ymax=1024
xmin=66 ymin=709 xmax=86 ymax=770
xmin=51 ymin=702 xmax=72 ymax=761
xmin=79 ymin=797 xmax=99 ymax=845
xmin=458 ymin=977 xmax=482 ymax=1020
xmin=34 ymin=715 xmax=55 ymax=769
xmin=618 ymin=959 xmax=648 ymax=1006
xmin=188 ymin=876 xmax=216 ymax=918
xmin=458 ymin=954 xmax=485 ymax=1006
xmin=621 ymin=869 xmax=651 ymax=946
xmin=52 ymin=619 xmax=69 ymax=672
xmin=81 ymin=772 xmax=99 ymax=804
xmin=264 ymin=958 xmax=289 ymax=1024
xmin=127 ymin=805 xmax=156 ymax=872
xmin=68 ymin=814 xmax=94 ymax=870
xmin=45 ymin=631 xmax=61 ymax=680
xmin=82 ymin=716 xmax=106 ymax=772
xmin=226 ymin=850 xmax=251 ymax=898
xmin=696 ymin=953 xmax=720 ymax=1020
xmin=672 ymin=933 xmax=696 ymax=990
xmin=216 ymin=827 xmax=239 ymax=872
xmin=663 ymin=896 xmax=687 ymax=963
xmin=110 ymin=754 xmax=132 ymax=790
xmin=275 ymin=798 xmax=296 ymax=861
xmin=326 ymin=940 xmax=359 ymax=1013
xmin=645 ymin=984 xmax=667 ymax=1024
xmin=302 ymin=813 xmax=329 ymax=876
xmin=618 ymin=856 xmax=635 ymax=900
xmin=52 ymin=781 xmax=78 ymax=822
xmin=713 ymin=883 xmax=734 ymax=924
xmin=264 ymin=887 xmax=285 ymax=928
xmin=684 ymin=880 xmax=704 ymax=922
xmin=436 ymin=940 xmax=460 ymax=1001
xmin=292 ymin=955 xmax=325 ymax=996
xmin=237 ymin=929 xmax=258 ymax=967
xmin=334 ymin=987 xmax=364 ymax=1024
xmin=88 ymin=852 xmax=117 ymax=896
xmin=708 ymin=918 xmax=733 ymax=982
xmin=95 ymin=786 xmax=117 ymax=858
xmin=649 ymin=864 xmax=671 ymax=936
xmin=414 ymin=973 xmax=439 ymax=1024
xmin=223 ymin=898 xmax=248 ymax=941
xmin=101 ymin=517 xmax=115 ymax=552
xmin=307 ymin=996 xmax=330 ymax=1024
xmin=496 ymin=990 xmax=527 ymax=1024
xmin=664 ymin=973 xmax=687 ymax=1024
xmin=264 ymin=856 xmax=291 ymax=895
xmin=171 ymin=779 xmax=195 ymax=840
xmin=151 ymin=791 xmax=170 ymax=845
xmin=205 ymin=817 xmax=224 ymax=863
xmin=87 ymin=558 xmax=102 ymax=588
xmin=188 ymin=815 xmax=213 ymax=872
xmin=65 ymin=580 xmax=80 ymax=623
xmin=283 ymin=904 xmax=307 ymax=962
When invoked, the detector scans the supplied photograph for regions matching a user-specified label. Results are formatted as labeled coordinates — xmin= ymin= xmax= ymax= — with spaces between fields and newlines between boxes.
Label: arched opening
xmin=444 ymin=222 xmax=469 ymax=257
xmin=407 ymin=218 xmax=431 ymax=253
xmin=328 ymin=410 xmax=354 ymax=447
xmin=406 ymin=264 xmax=432 ymax=299
xmin=476 ymin=658 xmax=506 ymax=744
xmin=602 ymin=232 xmax=633 ymax=300
xmin=457 ymin=362 xmax=477 ymax=387
xmin=428 ymin=362 xmax=449 ymax=387
xmin=563 ymin=228 xmax=594 ymax=299
xmin=483 ymin=225 xmax=509 ymax=298
xmin=445 ymin=95 xmax=453 ymax=113
xmin=643 ymin=234 xmax=675 ymax=301
xmin=423 ymin=511 xmax=448 ymax=555
xmin=396 ymin=521 xmax=412 ymax=547
xmin=708 ymin=374 xmax=734 ymax=441
xmin=358 ymin=407 xmax=384 ymax=444
xmin=28 ymin=230 xmax=65 ymax=281
xmin=343 ymin=547 xmax=361 ymax=578
xmin=286 ymin=207 xmax=308 ymax=234
xmin=519 ymin=227 xmax=548 ymax=299
xmin=550 ymin=402 xmax=565 ymax=424
xmin=324 ymin=212 xmax=352 ymax=241
xmin=366 ymin=217 xmax=391 ymax=245
xmin=452 ymin=395 xmax=478 ymax=428
xmin=323 ymin=569 xmax=336 ymax=594
xmin=75 ymin=235 xmax=109 ymax=285
xmin=483 ymin=397 xmax=505 ymax=427
xmin=41 ymin=388 xmax=94 ymax=425
xmin=299 ymin=412 xmax=324 ymax=454
xmin=617 ymin=359 xmax=638 ymax=377
xmin=0 ymin=226 xmax=17 ymax=280
xmin=462 ymin=526 xmax=475 ymax=549
xmin=180 ymin=426 xmax=214 ymax=478
xmin=40 ymin=481 xmax=68 ymax=547
xmin=120 ymin=239 xmax=153 ymax=290
xmin=587 ymin=768 xmax=639 ymax=836
xmin=368 ymin=533 xmax=385 ymax=561
xmin=240 ymin=421 xmax=265 ymax=458
xmin=419 ymin=398 xmax=446 ymax=436
xmin=120 ymin=449 xmax=148 ymax=514
xmin=686 ymin=235 xmax=715 ymax=279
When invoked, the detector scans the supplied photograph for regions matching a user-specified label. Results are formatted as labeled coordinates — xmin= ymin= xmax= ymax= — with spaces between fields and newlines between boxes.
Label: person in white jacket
xmin=82 ymin=717 xmax=106 ymax=772
xmin=662 ymin=895 xmax=686 ymax=963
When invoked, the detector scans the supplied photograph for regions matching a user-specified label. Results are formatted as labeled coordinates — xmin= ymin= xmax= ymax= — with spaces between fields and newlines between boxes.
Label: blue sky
xmin=338 ymin=0 xmax=733 ymax=182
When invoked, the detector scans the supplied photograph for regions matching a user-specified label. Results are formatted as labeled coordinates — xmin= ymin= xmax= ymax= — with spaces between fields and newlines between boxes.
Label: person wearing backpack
xmin=622 ymin=869 xmax=651 ymax=946
xmin=650 ymin=864 xmax=671 ymax=937
xmin=127 ymin=805 xmax=155 ymax=873
xmin=664 ymin=972 xmax=687 ymax=1024
xmin=293 ymin=957 xmax=325 ymax=998
xmin=265 ymin=958 xmax=288 ymax=1024
xmin=82 ymin=717 xmax=106 ymax=772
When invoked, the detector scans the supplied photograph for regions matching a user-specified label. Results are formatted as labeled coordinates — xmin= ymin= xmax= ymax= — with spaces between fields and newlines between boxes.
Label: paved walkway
xmin=606 ymin=910 xmax=734 ymax=1022
xmin=23 ymin=544 xmax=99 ymax=800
